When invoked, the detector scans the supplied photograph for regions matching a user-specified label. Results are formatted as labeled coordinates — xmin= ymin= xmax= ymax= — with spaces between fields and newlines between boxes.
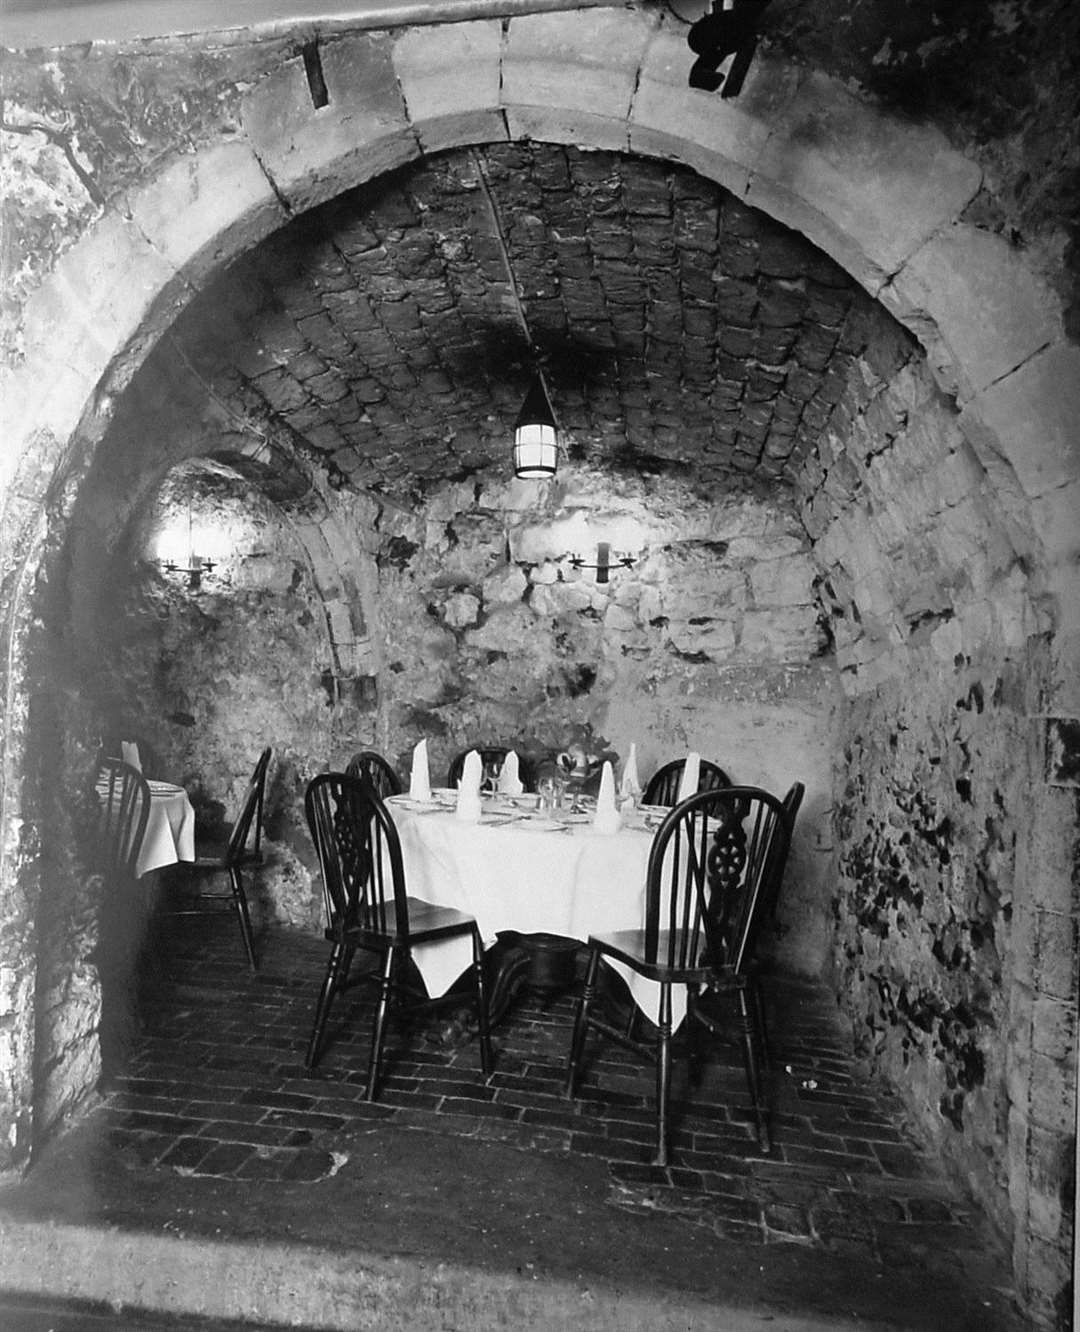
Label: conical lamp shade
xmin=513 ymin=374 xmax=558 ymax=479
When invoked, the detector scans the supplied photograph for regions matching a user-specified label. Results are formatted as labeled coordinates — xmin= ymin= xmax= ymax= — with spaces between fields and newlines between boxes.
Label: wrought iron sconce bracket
xmin=568 ymin=542 xmax=637 ymax=585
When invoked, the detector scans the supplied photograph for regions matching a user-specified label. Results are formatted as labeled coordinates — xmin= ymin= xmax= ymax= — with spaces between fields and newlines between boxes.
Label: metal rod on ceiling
xmin=471 ymin=147 xmax=560 ymax=480
xmin=470 ymin=147 xmax=537 ymax=371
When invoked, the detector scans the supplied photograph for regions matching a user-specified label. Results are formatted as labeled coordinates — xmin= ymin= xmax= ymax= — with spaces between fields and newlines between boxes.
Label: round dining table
xmin=385 ymin=791 xmax=688 ymax=1027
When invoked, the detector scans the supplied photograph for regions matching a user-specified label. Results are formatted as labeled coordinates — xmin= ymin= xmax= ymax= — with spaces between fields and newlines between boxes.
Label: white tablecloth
xmin=97 ymin=774 xmax=196 ymax=877
xmin=387 ymin=794 xmax=686 ymax=1026
xmin=138 ymin=780 xmax=196 ymax=877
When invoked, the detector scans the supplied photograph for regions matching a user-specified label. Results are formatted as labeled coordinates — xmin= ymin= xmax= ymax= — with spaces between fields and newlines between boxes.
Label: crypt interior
xmin=0 ymin=0 xmax=1077 ymax=1328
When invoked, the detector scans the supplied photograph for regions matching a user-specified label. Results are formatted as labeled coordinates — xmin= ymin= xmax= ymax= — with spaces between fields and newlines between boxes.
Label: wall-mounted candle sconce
xmin=154 ymin=502 xmax=223 ymax=591
xmin=160 ymin=554 xmax=216 ymax=590
xmin=568 ymin=543 xmax=637 ymax=584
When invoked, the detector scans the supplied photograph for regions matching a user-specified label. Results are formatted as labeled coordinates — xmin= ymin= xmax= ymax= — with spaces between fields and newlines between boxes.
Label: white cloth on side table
xmin=138 ymin=782 xmax=196 ymax=876
xmin=455 ymin=750 xmax=482 ymax=823
xmin=96 ymin=772 xmax=195 ymax=877
xmin=409 ymin=739 xmax=432 ymax=801
xmin=675 ymin=751 xmax=701 ymax=803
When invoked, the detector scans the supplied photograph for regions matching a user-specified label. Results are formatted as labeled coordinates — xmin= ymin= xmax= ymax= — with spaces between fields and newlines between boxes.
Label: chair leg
xmin=366 ymin=946 xmax=396 ymax=1101
xmin=738 ymin=985 xmax=771 ymax=1153
xmin=564 ymin=945 xmax=600 ymax=1098
xmin=229 ymin=866 xmax=257 ymax=971
xmin=306 ymin=942 xmax=351 ymax=1069
xmin=653 ymin=981 xmax=673 ymax=1167
xmin=471 ymin=928 xmax=493 ymax=1076
xmin=685 ymin=984 xmax=705 ymax=1090
xmin=752 ymin=978 xmax=771 ymax=1069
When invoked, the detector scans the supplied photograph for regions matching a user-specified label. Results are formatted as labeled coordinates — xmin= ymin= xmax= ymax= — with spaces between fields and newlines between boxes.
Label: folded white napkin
xmin=121 ymin=741 xmax=142 ymax=772
xmin=676 ymin=751 xmax=701 ymax=803
xmin=619 ymin=742 xmax=642 ymax=800
xmin=409 ymin=739 xmax=432 ymax=801
xmin=592 ymin=760 xmax=622 ymax=835
xmin=497 ymin=750 xmax=524 ymax=796
xmin=455 ymin=749 xmax=482 ymax=822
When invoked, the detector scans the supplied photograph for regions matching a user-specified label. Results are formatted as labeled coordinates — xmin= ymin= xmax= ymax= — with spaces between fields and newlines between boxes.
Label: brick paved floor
xmin=1 ymin=914 xmax=1027 ymax=1329
xmin=100 ymin=919 xmax=1002 ymax=1269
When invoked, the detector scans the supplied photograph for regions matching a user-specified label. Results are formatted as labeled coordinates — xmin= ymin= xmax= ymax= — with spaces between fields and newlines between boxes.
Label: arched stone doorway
xmin=1 ymin=9 xmax=1076 ymax=1324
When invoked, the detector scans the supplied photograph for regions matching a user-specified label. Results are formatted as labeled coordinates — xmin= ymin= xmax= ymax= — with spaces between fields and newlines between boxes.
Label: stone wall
xmin=792 ymin=316 xmax=1075 ymax=1325
xmin=49 ymin=442 xmax=841 ymax=984
xmin=372 ymin=464 xmax=839 ymax=971
xmin=77 ymin=465 xmax=339 ymax=934
xmin=832 ymin=651 xmax=1031 ymax=1221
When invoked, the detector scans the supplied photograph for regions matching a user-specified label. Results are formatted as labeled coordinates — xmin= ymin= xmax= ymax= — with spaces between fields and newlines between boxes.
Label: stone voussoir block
xmin=631 ymin=36 xmax=783 ymax=200
xmin=126 ymin=141 xmax=287 ymax=289
xmin=1 ymin=363 xmax=99 ymax=471
xmin=503 ymin=9 xmax=648 ymax=124
xmin=240 ymin=32 xmax=414 ymax=214
xmin=883 ymin=225 xmax=1063 ymax=404
xmin=959 ymin=342 xmax=1080 ymax=501
xmin=1033 ymin=907 xmax=1078 ymax=1002
xmin=392 ymin=19 xmax=502 ymax=126
xmin=756 ymin=69 xmax=981 ymax=277
xmin=18 ymin=208 xmax=177 ymax=383
xmin=746 ymin=70 xmax=980 ymax=299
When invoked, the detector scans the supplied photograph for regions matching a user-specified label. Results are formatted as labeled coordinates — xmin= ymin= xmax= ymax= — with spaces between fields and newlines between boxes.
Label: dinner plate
xmin=515 ymin=818 xmax=565 ymax=832
xmin=148 ymin=780 xmax=183 ymax=796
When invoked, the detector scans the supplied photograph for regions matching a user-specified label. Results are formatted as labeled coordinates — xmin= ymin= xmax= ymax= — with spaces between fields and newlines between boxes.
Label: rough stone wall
xmin=1011 ymin=724 xmax=1079 ymax=1331
xmin=831 ymin=646 xmax=1077 ymax=1330
xmin=833 ymin=653 xmax=1029 ymax=1213
xmin=792 ymin=312 xmax=1075 ymax=1324
xmin=0 ymin=11 xmax=1074 ymax=1324
xmin=82 ymin=474 xmax=337 ymax=933
xmin=372 ymin=464 xmax=839 ymax=969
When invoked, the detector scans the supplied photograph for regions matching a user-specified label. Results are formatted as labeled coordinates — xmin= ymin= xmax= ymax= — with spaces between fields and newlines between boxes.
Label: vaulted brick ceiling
xmin=167 ymin=141 xmax=883 ymax=499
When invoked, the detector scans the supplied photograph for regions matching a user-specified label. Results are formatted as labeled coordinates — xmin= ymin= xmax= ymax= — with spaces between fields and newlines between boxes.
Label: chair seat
xmin=566 ymin=786 xmax=795 ymax=1166
xmin=588 ymin=929 xmax=709 ymax=984
xmin=325 ymin=897 xmax=478 ymax=948
xmin=191 ymin=841 xmax=261 ymax=869
xmin=405 ymin=897 xmax=477 ymax=937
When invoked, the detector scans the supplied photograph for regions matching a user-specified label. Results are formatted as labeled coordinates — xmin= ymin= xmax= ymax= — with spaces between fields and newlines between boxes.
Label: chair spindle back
xmin=305 ymin=772 xmax=409 ymax=940
xmin=345 ymin=750 xmax=402 ymax=798
xmin=644 ymin=786 xmax=790 ymax=975
xmin=641 ymin=758 xmax=731 ymax=807
xmin=96 ymin=758 xmax=151 ymax=881
xmin=225 ymin=746 xmax=272 ymax=863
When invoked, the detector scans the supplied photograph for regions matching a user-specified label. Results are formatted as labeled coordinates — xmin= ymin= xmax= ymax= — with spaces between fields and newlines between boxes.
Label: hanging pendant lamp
xmin=513 ymin=372 xmax=558 ymax=479
xmin=470 ymin=148 xmax=559 ymax=480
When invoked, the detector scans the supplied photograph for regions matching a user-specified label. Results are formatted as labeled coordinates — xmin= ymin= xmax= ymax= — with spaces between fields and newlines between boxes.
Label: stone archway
xmin=0 ymin=7 xmax=1076 ymax=1321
